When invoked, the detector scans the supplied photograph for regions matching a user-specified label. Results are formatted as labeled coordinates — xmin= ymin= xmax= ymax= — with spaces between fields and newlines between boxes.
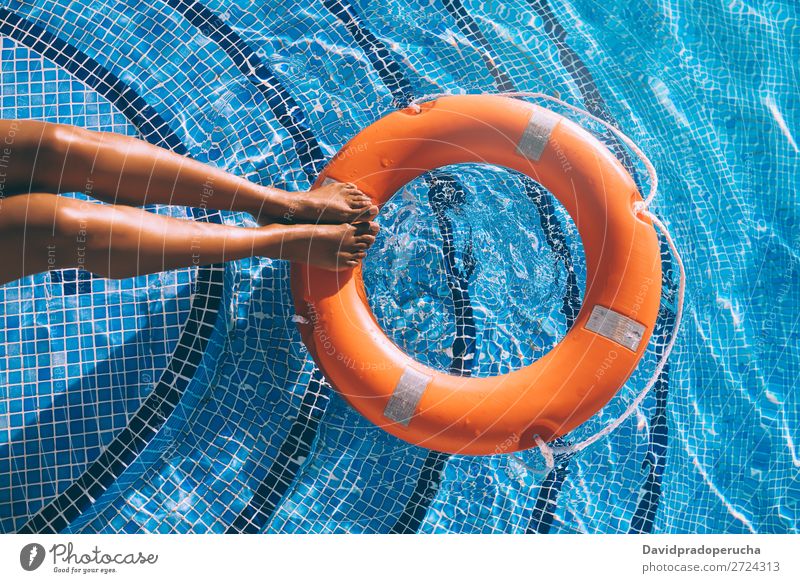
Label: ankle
xmin=249 ymin=186 xmax=297 ymax=221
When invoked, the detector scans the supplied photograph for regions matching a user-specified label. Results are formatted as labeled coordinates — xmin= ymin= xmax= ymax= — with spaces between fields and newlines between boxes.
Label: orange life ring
xmin=290 ymin=95 xmax=662 ymax=455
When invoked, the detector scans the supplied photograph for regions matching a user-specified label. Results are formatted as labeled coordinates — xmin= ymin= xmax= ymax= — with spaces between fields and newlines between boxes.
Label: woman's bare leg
xmin=0 ymin=119 xmax=378 ymax=224
xmin=0 ymin=193 xmax=378 ymax=285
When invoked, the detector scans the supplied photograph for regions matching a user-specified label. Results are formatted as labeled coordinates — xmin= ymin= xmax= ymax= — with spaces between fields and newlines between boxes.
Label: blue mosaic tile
xmin=1 ymin=0 xmax=797 ymax=535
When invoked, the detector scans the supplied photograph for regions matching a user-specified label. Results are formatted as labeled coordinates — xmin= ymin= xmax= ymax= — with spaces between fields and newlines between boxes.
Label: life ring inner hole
xmin=360 ymin=162 xmax=587 ymax=378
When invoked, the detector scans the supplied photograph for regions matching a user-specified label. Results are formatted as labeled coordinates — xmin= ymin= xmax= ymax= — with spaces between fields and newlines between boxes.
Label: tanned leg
xmin=0 ymin=119 xmax=378 ymax=224
xmin=0 ymin=193 xmax=379 ymax=285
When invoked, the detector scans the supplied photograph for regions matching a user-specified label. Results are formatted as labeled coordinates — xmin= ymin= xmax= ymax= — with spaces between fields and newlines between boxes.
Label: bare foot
xmin=258 ymin=182 xmax=379 ymax=225
xmin=278 ymin=221 xmax=380 ymax=271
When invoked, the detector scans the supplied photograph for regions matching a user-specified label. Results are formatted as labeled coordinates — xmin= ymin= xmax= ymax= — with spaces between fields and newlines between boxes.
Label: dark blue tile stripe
xmin=389 ymin=450 xmax=450 ymax=533
xmin=523 ymin=181 xmax=581 ymax=327
xmin=526 ymin=438 xmax=575 ymax=533
xmin=384 ymin=176 xmax=483 ymax=532
xmin=515 ymin=0 xmax=674 ymax=533
xmin=166 ymin=0 xmax=325 ymax=182
xmin=0 ymin=9 xmax=185 ymax=154
xmin=226 ymin=370 xmax=330 ymax=533
xmin=19 ymin=271 xmax=222 ymax=533
xmin=322 ymin=0 xmax=478 ymax=533
xmin=629 ymin=239 xmax=677 ymax=533
xmin=526 ymin=0 xmax=613 ymax=116
xmin=524 ymin=0 xmax=637 ymax=178
xmin=328 ymin=0 xmax=580 ymax=532
xmin=438 ymin=0 xmax=580 ymax=328
xmin=441 ymin=0 xmax=515 ymax=92
xmin=321 ymin=0 xmax=482 ymax=532
xmin=206 ymin=0 xmax=476 ymax=534
xmin=47 ymin=268 xmax=93 ymax=295
xmin=438 ymin=0 xmax=584 ymax=531
xmin=1 ymin=9 xmax=223 ymax=533
xmin=525 ymin=247 xmax=678 ymax=534
xmin=387 ymin=171 xmax=483 ymax=531
xmin=322 ymin=0 xmax=414 ymax=108
xmin=629 ymin=363 xmax=670 ymax=533
xmin=166 ymin=2 xmax=334 ymax=533
xmin=426 ymin=173 xmax=477 ymax=376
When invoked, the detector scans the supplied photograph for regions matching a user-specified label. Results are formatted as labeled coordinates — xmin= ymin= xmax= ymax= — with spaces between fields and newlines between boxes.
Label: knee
xmin=31 ymin=124 xmax=75 ymax=190
xmin=26 ymin=123 xmax=100 ymax=192
xmin=0 ymin=193 xmax=52 ymax=233
xmin=0 ymin=193 xmax=88 ymax=276
xmin=6 ymin=122 xmax=67 ymax=192
xmin=0 ymin=193 xmax=83 ymax=242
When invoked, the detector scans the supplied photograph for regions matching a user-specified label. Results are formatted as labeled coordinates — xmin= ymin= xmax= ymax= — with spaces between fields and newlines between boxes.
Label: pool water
xmin=1 ymin=0 xmax=798 ymax=533
xmin=363 ymin=163 xmax=585 ymax=378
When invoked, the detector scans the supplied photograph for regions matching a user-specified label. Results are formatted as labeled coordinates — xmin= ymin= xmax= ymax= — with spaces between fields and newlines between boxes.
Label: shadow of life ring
xmin=290 ymin=95 xmax=662 ymax=455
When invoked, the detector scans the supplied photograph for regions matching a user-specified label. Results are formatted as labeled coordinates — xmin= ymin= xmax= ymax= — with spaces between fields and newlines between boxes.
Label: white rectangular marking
xmin=384 ymin=367 xmax=432 ymax=426
xmin=516 ymin=109 xmax=560 ymax=161
xmin=585 ymin=305 xmax=646 ymax=351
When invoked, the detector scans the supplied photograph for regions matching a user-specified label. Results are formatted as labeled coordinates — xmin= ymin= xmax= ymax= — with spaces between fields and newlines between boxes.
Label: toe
xmin=352 ymin=207 xmax=379 ymax=223
xmin=340 ymin=182 xmax=362 ymax=195
xmin=347 ymin=195 xmax=372 ymax=209
xmin=353 ymin=222 xmax=372 ymax=235
xmin=356 ymin=234 xmax=376 ymax=246
xmin=350 ymin=202 xmax=378 ymax=217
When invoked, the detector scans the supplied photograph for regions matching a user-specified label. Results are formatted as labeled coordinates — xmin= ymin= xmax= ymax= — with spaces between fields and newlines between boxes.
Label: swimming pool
xmin=1 ymin=0 xmax=797 ymax=533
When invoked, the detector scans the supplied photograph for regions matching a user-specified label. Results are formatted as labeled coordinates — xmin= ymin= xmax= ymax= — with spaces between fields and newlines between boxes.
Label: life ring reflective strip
xmin=290 ymin=95 xmax=662 ymax=455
